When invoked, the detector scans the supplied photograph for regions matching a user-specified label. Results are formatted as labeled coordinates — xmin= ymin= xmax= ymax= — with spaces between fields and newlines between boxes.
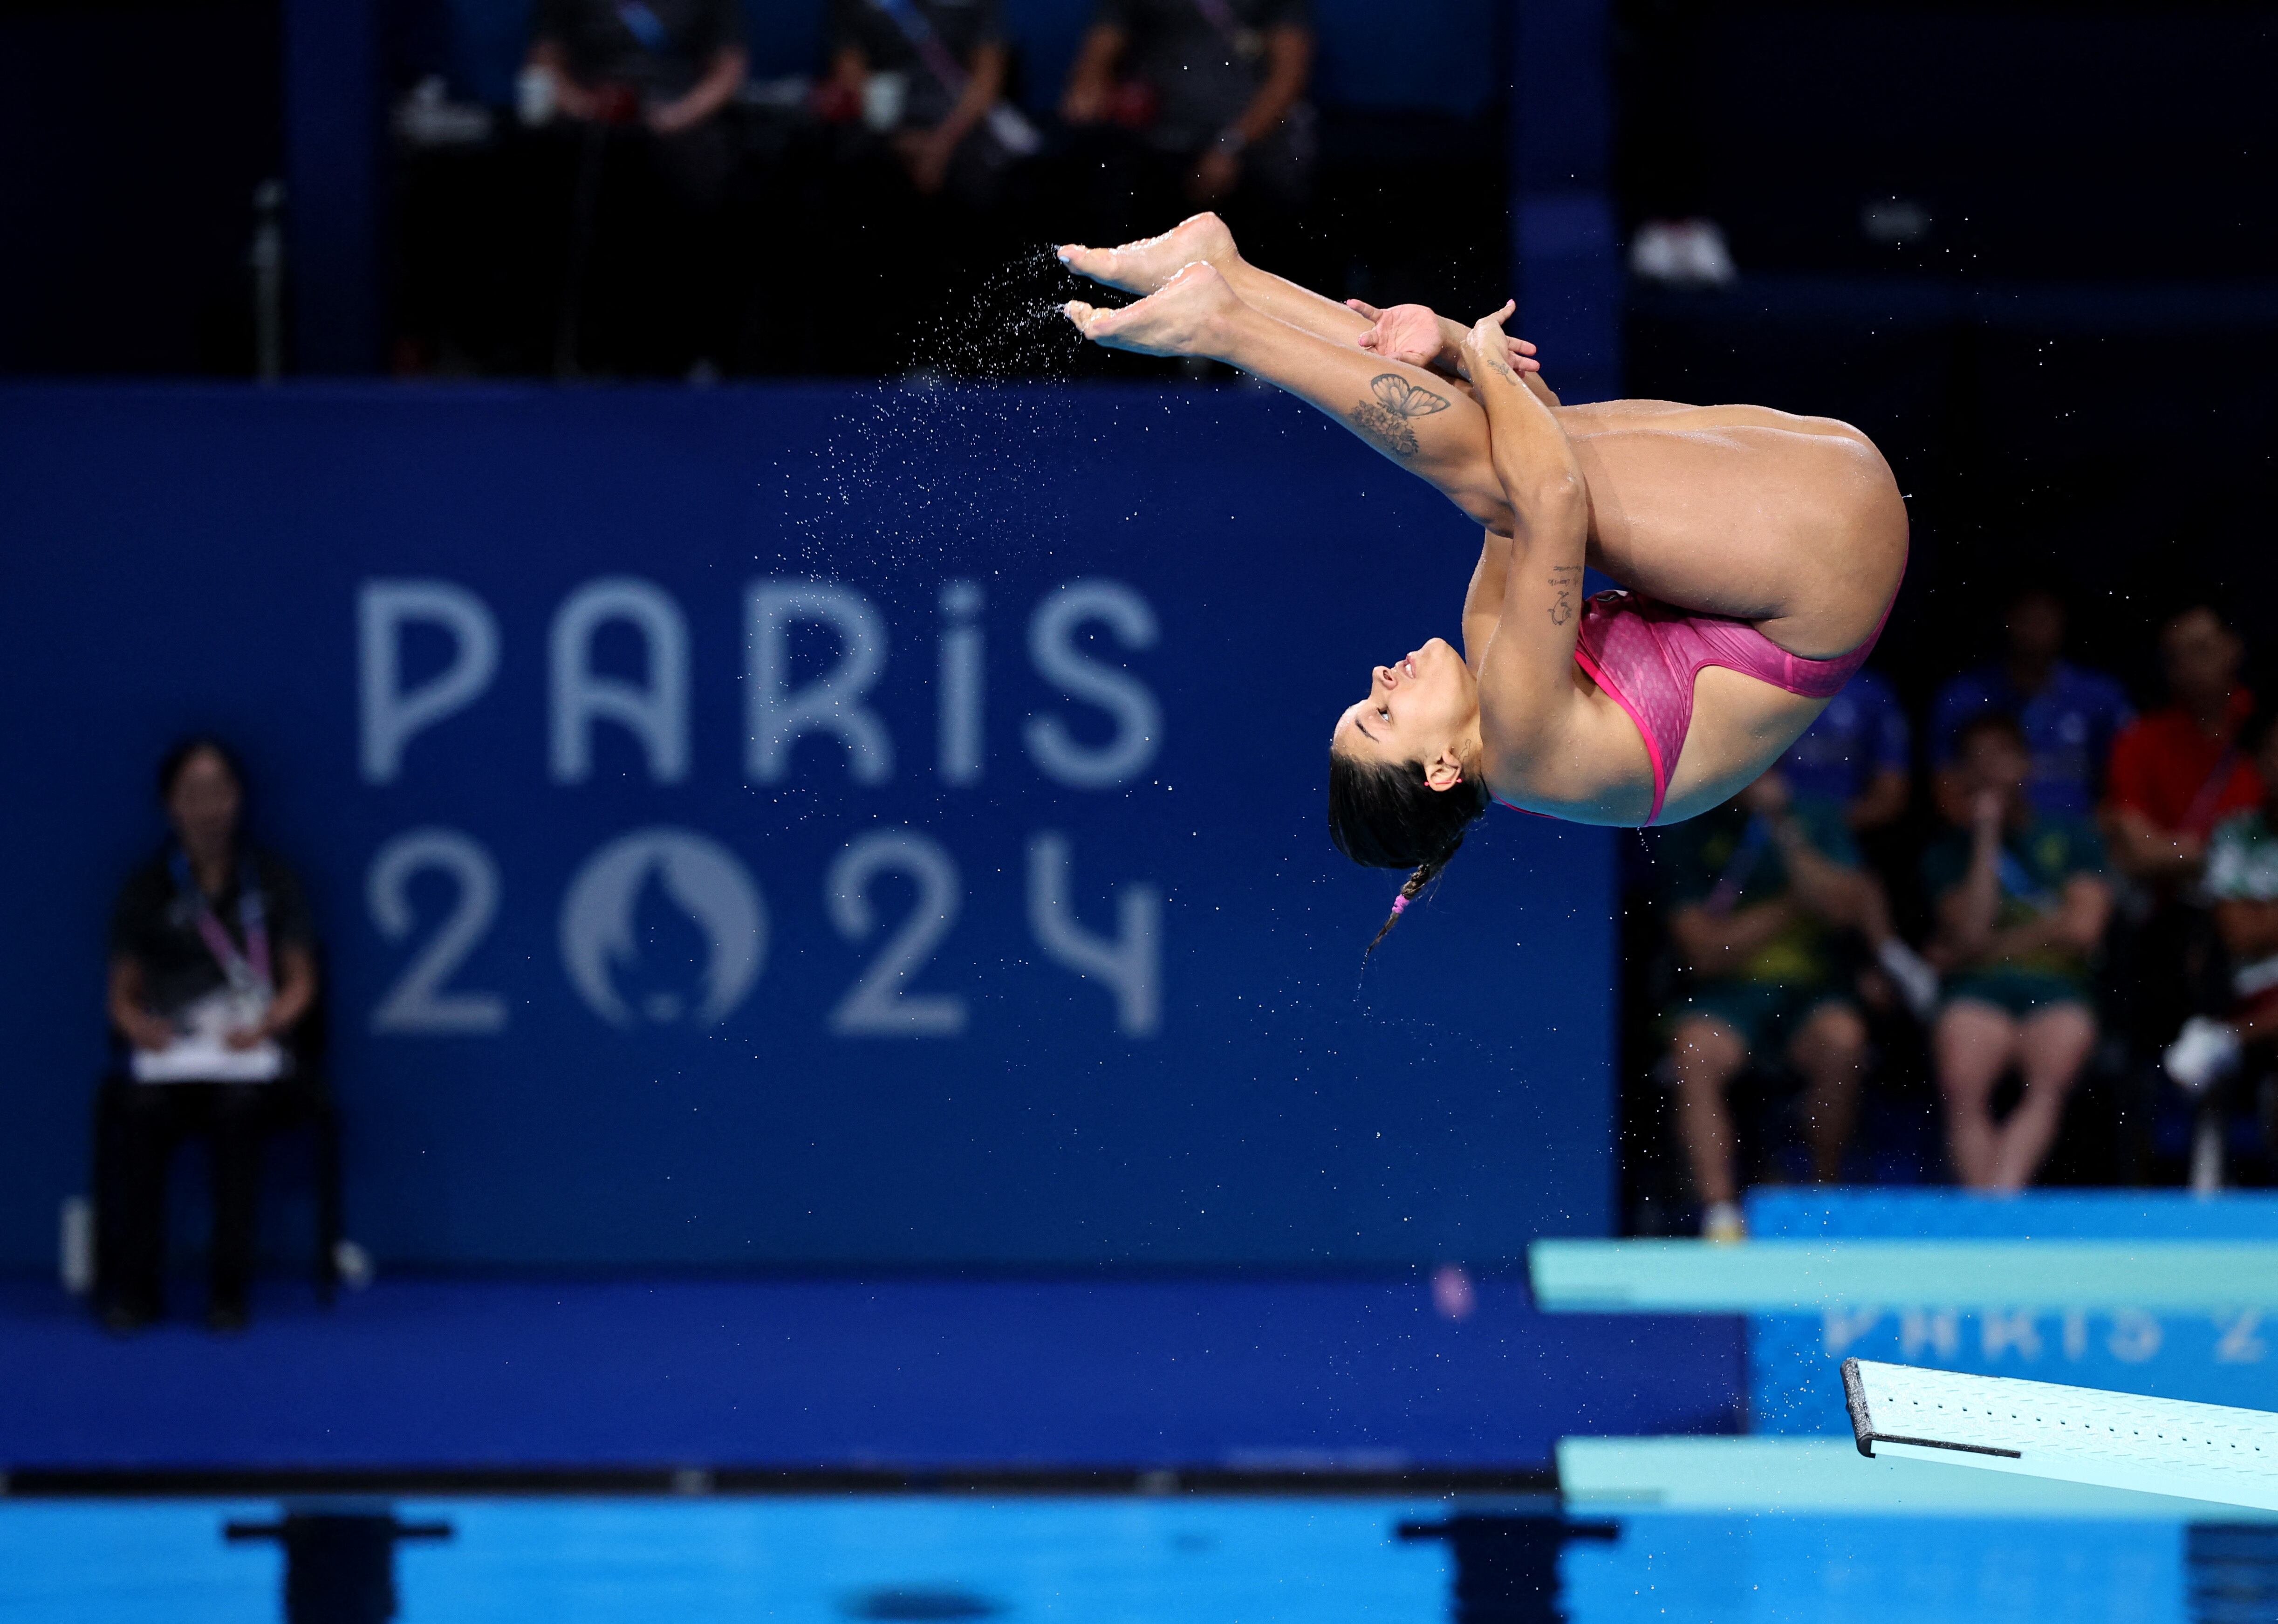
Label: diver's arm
xmin=1071 ymin=271 xmax=1522 ymax=529
xmin=1461 ymin=529 xmax=1511 ymax=667
xmin=1439 ymin=312 xmax=1560 ymax=407
xmin=1465 ymin=305 xmax=1592 ymax=762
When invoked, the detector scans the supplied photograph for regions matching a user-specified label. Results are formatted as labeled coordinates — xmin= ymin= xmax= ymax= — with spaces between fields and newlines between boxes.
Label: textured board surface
xmin=1844 ymin=1358 xmax=2278 ymax=1511
xmin=1530 ymin=1240 xmax=2278 ymax=1311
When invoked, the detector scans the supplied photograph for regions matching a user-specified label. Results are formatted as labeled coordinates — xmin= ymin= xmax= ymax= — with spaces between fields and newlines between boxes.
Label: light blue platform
xmin=1741 ymin=1192 xmax=2278 ymax=1436
xmin=1558 ymin=1437 xmax=2278 ymax=1521
xmin=1528 ymin=1239 xmax=2278 ymax=1312
xmin=1531 ymin=1193 xmax=2278 ymax=1439
xmin=1748 ymin=1191 xmax=2278 ymax=1242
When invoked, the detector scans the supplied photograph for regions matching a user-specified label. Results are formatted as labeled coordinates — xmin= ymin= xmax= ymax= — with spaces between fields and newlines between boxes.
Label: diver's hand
xmin=1347 ymin=301 xmax=1448 ymax=369
xmin=1457 ymin=300 xmax=1534 ymax=385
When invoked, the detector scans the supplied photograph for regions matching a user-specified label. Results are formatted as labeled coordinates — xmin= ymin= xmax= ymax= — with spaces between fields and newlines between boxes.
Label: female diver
xmin=1059 ymin=213 xmax=1908 ymax=946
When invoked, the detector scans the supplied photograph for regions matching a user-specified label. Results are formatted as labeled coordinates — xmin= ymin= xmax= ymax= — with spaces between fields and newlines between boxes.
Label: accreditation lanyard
xmin=871 ymin=0 xmax=974 ymax=97
xmin=614 ymin=1 xmax=672 ymax=53
xmin=170 ymin=850 xmax=272 ymax=996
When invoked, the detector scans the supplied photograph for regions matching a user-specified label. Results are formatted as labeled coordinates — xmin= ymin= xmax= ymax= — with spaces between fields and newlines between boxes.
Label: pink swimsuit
xmin=1543 ymin=588 xmax=1895 ymax=826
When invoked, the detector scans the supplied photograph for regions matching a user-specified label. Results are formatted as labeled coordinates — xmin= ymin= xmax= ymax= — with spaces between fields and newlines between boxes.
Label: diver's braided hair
xmin=1361 ymin=835 xmax=1467 ymax=961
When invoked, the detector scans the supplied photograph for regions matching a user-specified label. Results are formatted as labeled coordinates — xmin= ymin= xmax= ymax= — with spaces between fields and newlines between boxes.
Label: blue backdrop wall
xmin=0 ymin=383 xmax=1613 ymax=1269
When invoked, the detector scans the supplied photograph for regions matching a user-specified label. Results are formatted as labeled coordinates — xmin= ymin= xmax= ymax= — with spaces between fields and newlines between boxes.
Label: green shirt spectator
xmin=1662 ymin=792 xmax=1860 ymax=988
xmin=1657 ymin=773 xmax=1881 ymax=1239
xmin=1922 ymin=710 xmax=2113 ymax=1192
xmin=1922 ymin=811 xmax=2107 ymax=1000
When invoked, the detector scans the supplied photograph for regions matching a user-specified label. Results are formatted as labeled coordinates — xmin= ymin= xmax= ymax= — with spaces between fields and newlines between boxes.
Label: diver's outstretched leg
xmin=1063 ymin=215 xmax=1544 ymax=418
xmin=1066 ymin=265 xmax=1906 ymax=655
xmin=1062 ymin=223 xmax=1879 ymax=446
xmin=1066 ymin=264 xmax=1513 ymax=532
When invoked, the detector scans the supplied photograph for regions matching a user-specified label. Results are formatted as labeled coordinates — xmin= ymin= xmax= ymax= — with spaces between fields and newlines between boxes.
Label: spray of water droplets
xmin=772 ymin=244 xmax=1142 ymax=579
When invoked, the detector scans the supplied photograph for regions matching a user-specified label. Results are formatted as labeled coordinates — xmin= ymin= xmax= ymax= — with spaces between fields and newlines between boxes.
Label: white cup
xmin=517 ymin=64 xmax=557 ymax=127
xmin=862 ymin=71 xmax=906 ymax=133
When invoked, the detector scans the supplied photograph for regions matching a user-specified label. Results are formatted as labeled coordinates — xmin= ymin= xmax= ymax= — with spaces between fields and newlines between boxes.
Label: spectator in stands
xmin=1923 ymin=713 xmax=2113 ymax=1190
xmin=1778 ymin=665 xmax=1912 ymax=834
xmin=101 ymin=740 xmax=317 ymax=1333
xmin=1660 ymin=772 xmax=1884 ymax=1241
xmin=1930 ymin=584 xmax=2133 ymax=819
xmin=524 ymin=0 xmax=748 ymax=375
xmin=2105 ymin=604 xmax=2258 ymax=887
xmin=2102 ymin=603 xmax=2259 ymax=1066
xmin=1059 ymin=0 xmax=1314 ymax=260
xmin=528 ymin=0 xmax=746 ymax=144
xmin=824 ymin=0 xmax=1019 ymax=204
xmin=1773 ymin=670 xmax=1941 ymax=1018
xmin=813 ymin=0 xmax=1038 ymax=371
xmin=2168 ymin=710 xmax=2278 ymax=1123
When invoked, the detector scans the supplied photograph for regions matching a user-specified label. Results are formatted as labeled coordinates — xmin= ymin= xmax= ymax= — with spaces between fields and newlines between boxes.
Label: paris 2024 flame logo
xmin=558 ymin=828 xmax=766 ymax=1028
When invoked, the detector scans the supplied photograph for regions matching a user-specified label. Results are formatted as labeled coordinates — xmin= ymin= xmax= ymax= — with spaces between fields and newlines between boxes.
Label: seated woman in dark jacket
xmin=102 ymin=738 xmax=316 ymax=1333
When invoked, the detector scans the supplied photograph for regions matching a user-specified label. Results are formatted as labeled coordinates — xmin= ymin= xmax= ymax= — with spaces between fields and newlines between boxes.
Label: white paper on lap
xmin=128 ymin=990 xmax=283 ymax=1084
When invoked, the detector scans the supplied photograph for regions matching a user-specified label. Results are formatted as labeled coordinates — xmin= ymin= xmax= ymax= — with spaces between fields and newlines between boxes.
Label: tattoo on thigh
xmin=1549 ymin=563 xmax=1582 ymax=626
xmin=1347 ymin=373 xmax=1451 ymax=459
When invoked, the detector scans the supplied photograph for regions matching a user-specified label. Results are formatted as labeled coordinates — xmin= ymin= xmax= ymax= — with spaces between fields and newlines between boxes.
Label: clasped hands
xmin=551 ymin=73 xmax=709 ymax=135
xmin=1346 ymin=297 xmax=1539 ymax=382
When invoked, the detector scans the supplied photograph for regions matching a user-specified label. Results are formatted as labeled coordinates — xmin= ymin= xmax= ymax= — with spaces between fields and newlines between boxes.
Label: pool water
xmin=2 ymin=1497 xmax=2271 ymax=1622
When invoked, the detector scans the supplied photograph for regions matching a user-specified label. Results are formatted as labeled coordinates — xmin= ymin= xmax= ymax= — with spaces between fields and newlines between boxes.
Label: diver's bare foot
xmin=1057 ymin=212 xmax=1239 ymax=295
xmin=1062 ymin=261 xmax=1241 ymax=357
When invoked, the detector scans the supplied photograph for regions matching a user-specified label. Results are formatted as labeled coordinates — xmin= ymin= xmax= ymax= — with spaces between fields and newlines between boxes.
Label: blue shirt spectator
xmin=1779 ymin=667 xmax=1910 ymax=829
xmin=1929 ymin=586 xmax=2133 ymax=817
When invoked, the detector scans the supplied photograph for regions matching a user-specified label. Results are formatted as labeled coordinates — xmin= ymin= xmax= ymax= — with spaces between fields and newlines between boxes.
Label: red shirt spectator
xmin=2107 ymin=690 xmax=2260 ymax=834
xmin=2104 ymin=605 xmax=2258 ymax=884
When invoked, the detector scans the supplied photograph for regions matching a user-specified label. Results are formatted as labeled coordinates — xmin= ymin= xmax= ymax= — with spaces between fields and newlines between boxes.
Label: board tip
xmin=1840 ymin=1357 xmax=1874 ymax=1458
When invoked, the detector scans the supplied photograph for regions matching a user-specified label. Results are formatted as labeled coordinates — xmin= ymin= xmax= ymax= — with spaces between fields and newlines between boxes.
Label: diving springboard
xmin=1528 ymin=1238 xmax=2278 ymax=1311
xmin=1842 ymin=1357 xmax=2278 ymax=1512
